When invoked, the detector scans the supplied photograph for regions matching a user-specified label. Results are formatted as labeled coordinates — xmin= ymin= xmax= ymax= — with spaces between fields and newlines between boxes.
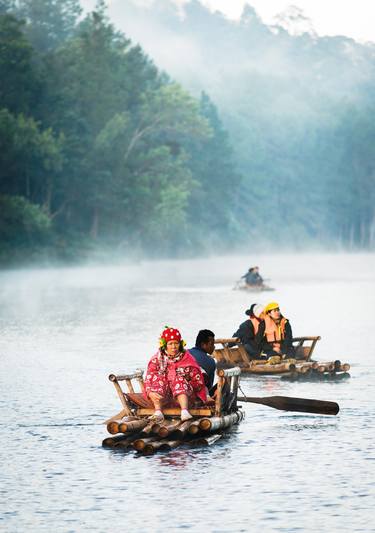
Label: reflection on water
xmin=0 ymin=253 xmax=375 ymax=532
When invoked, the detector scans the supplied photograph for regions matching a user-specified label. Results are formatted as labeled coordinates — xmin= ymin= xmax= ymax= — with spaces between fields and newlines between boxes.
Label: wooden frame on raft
xmin=212 ymin=336 xmax=321 ymax=374
xmin=292 ymin=336 xmax=321 ymax=360
xmin=105 ymin=366 xmax=242 ymax=424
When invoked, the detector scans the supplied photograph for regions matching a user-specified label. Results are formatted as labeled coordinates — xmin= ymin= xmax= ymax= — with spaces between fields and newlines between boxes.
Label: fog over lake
xmin=1 ymin=253 xmax=374 ymax=532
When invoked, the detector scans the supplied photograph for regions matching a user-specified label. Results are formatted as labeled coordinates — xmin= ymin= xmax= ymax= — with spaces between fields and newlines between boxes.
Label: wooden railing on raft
xmin=292 ymin=336 xmax=321 ymax=360
xmin=106 ymin=366 xmax=242 ymax=423
xmin=213 ymin=336 xmax=321 ymax=367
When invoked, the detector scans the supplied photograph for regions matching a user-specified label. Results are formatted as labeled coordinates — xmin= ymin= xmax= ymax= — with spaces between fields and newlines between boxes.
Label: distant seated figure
xmin=232 ymin=303 xmax=264 ymax=360
xmin=189 ymin=329 xmax=217 ymax=390
xmin=252 ymin=266 xmax=264 ymax=285
xmin=242 ymin=266 xmax=263 ymax=286
xmin=144 ymin=327 xmax=207 ymax=422
xmin=259 ymin=302 xmax=295 ymax=358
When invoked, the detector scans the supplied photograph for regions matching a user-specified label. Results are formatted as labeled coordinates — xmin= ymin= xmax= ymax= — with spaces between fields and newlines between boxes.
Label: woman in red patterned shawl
xmin=144 ymin=326 xmax=207 ymax=422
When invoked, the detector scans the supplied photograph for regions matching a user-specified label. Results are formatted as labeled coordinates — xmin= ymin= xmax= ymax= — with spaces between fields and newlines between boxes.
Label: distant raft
xmin=102 ymin=366 xmax=244 ymax=455
xmin=233 ymin=280 xmax=275 ymax=292
xmin=212 ymin=336 xmax=351 ymax=380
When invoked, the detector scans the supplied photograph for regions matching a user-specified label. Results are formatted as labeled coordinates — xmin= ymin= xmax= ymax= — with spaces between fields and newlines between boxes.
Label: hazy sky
xmin=81 ymin=0 xmax=375 ymax=44
xmin=204 ymin=0 xmax=375 ymax=43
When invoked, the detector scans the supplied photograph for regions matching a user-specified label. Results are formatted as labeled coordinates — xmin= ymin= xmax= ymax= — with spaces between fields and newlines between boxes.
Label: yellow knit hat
xmin=264 ymin=301 xmax=280 ymax=314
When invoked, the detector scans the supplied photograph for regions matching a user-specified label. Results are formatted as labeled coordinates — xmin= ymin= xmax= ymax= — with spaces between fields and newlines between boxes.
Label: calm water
xmin=0 ymin=253 xmax=374 ymax=532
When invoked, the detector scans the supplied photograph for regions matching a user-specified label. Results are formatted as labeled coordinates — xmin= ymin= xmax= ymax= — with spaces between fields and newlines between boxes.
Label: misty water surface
xmin=0 ymin=253 xmax=374 ymax=532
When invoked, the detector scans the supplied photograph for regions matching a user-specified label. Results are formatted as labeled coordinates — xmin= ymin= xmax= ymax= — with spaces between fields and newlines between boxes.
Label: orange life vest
xmin=264 ymin=315 xmax=287 ymax=353
xmin=250 ymin=316 xmax=261 ymax=335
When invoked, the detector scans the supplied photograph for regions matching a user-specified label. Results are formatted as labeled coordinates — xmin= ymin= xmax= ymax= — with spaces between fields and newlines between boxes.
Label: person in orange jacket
xmin=259 ymin=302 xmax=295 ymax=358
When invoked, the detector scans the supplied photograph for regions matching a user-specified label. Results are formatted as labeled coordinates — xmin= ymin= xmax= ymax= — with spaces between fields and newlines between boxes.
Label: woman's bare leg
xmin=148 ymin=392 xmax=164 ymax=419
xmin=176 ymin=394 xmax=192 ymax=421
xmin=176 ymin=393 xmax=188 ymax=409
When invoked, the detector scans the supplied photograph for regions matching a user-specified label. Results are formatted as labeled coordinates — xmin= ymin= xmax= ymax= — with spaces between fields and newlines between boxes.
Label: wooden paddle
xmin=237 ymin=395 xmax=339 ymax=415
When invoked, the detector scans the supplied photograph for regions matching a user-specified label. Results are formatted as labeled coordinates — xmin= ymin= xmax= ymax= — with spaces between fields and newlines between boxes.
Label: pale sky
xmin=81 ymin=0 xmax=375 ymax=44
xmin=202 ymin=0 xmax=375 ymax=43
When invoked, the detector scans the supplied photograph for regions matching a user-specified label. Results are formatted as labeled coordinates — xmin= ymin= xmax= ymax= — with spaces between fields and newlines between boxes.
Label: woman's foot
xmin=148 ymin=410 xmax=164 ymax=422
xmin=180 ymin=409 xmax=193 ymax=422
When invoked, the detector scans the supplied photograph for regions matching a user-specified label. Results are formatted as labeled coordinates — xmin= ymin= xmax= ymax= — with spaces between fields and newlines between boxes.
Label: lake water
xmin=0 ymin=253 xmax=374 ymax=532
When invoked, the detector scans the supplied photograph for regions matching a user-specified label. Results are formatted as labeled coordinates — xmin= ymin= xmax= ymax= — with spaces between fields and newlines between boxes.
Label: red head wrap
xmin=160 ymin=327 xmax=182 ymax=342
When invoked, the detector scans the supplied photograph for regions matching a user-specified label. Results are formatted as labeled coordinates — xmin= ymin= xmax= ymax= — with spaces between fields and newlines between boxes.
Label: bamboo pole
xmin=107 ymin=416 xmax=139 ymax=435
xmin=199 ymin=412 xmax=240 ymax=432
xmin=107 ymin=421 xmax=122 ymax=435
xmin=312 ymin=361 xmax=346 ymax=372
xmin=151 ymin=420 xmax=172 ymax=435
xmin=102 ymin=433 xmax=140 ymax=449
xmin=217 ymin=367 xmax=242 ymax=378
xmin=104 ymin=409 xmax=134 ymax=425
xmin=188 ymin=420 xmax=202 ymax=435
xmin=158 ymin=420 xmax=182 ymax=438
xmin=141 ymin=421 xmax=158 ymax=435
xmin=190 ymin=433 xmax=223 ymax=447
xmin=108 ymin=375 xmax=132 ymax=416
xmin=106 ymin=416 xmax=138 ymax=434
xmin=159 ymin=440 xmax=182 ymax=451
xmin=215 ymin=338 xmax=239 ymax=344
xmin=334 ymin=372 xmax=350 ymax=380
xmin=297 ymin=365 xmax=310 ymax=374
xmin=215 ymin=375 xmax=224 ymax=417
xmin=109 ymin=371 xmax=144 ymax=381
xmin=113 ymin=434 xmax=140 ymax=449
xmin=118 ymin=419 xmax=149 ymax=433
xmin=250 ymin=359 xmax=270 ymax=366
xmin=172 ymin=420 xmax=196 ymax=438
xmin=133 ymin=437 xmax=158 ymax=452
xmin=102 ymin=434 xmax=130 ymax=447
xmin=142 ymin=441 xmax=170 ymax=455
xmin=125 ymin=378 xmax=134 ymax=393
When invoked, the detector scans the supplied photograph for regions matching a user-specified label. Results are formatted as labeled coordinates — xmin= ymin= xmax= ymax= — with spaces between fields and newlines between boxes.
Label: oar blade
xmin=277 ymin=396 xmax=340 ymax=415
xmin=237 ymin=395 xmax=340 ymax=415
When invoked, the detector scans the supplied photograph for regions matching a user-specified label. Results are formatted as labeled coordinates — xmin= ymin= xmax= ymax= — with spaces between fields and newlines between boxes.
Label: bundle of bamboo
xmin=102 ymin=412 xmax=244 ymax=455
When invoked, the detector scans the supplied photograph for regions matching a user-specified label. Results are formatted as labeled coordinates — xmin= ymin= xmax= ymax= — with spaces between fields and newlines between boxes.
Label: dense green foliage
xmin=0 ymin=194 xmax=51 ymax=263
xmin=1 ymin=0 xmax=375 ymax=265
xmin=0 ymin=1 xmax=241 ymax=263
xmin=116 ymin=0 xmax=375 ymax=249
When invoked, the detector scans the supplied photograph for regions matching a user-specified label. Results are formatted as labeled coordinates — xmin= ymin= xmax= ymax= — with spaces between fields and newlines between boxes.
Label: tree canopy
xmin=0 ymin=2 xmax=242 ymax=263
xmin=1 ymin=0 xmax=375 ymax=266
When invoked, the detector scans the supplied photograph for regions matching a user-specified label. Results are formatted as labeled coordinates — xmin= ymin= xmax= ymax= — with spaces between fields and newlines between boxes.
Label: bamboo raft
xmin=213 ymin=336 xmax=351 ymax=380
xmin=234 ymin=280 xmax=275 ymax=292
xmin=103 ymin=366 xmax=244 ymax=455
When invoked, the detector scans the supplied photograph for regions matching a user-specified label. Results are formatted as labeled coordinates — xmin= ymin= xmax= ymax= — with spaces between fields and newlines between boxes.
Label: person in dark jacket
xmin=232 ymin=303 xmax=265 ymax=359
xmin=241 ymin=266 xmax=264 ymax=287
xmin=189 ymin=329 xmax=217 ymax=390
xmin=258 ymin=302 xmax=295 ymax=358
xmin=252 ymin=266 xmax=264 ymax=285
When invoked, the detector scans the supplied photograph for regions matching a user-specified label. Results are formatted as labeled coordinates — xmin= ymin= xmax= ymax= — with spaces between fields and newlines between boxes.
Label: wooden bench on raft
xmin=213 ymin=336 xmax=321 ymax=368
xmin=105 ymin=366 xmax=242 ymax=424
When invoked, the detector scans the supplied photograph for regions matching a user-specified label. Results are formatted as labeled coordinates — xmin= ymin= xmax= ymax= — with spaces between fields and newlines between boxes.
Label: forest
xmin=1 ymin=0 xmax=375 ymax=265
